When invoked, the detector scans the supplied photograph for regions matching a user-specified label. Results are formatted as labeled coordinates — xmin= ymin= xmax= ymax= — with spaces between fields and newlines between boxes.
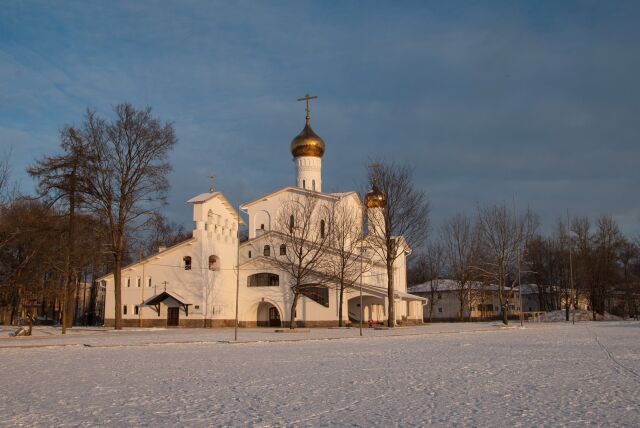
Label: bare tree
xmin=0 ymin=199 xmax=61 ymax=325
xmin=367 ymin=162 xmax=429 ymax=327
xmin=138 ymin=213 xmax=190 ymax=257
xmin=267 ymin=192 xmax=332 ymax=329
xmin=27 ymin=127 xmax=89 ymax=333
xmin=618 ymin=238 xmax=638 ymax=319
xmin=476 ymin=204 xmax=538 ymax=325
xmin=440 ymin=214 xmax=476 ymax=321
xmin=416 ymin=240 xmax=444 ymax=322
xmin=326 ymin=198 xmax=366 ymax=327
xmin=81 ymin=104 xmax=176 ymax=330
xmin=591 ymin=215 xmax=623 ymax=317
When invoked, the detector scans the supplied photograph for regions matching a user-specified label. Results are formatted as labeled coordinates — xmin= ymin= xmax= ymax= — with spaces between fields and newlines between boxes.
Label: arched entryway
xmin=257 ymin=302 xmax=281 ymax=327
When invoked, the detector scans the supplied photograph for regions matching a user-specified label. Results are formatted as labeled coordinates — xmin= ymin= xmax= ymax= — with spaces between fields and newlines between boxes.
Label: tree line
xmin=0 ymin=104 xmax=180 ymax=331
xmin=410 ymin=207 xmax=640 ymax=323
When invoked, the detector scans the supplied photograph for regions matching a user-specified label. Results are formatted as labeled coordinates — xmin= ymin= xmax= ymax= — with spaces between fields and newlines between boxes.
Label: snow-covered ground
xmin=1 ymin=322 xmax=639 ymax=426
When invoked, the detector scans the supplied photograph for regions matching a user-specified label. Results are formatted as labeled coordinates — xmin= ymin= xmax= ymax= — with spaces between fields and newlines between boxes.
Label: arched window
xmin=260 ymin=223 xmax=265 ymax=230
xmin=247 ymin=273 xmax=279 ymax=287
xmin=263 ymin=245 xmax=271 ymax=257
xmin=183 ymin=256 xmax=192 ymax=270
xmin=279 ymin=244 xmax=287 ymax=255
xmin=320 ymin=219 xmax=326 ymax=238
xmin=289 ymin=215 xmax=294 ymax=233
xmin=208 ymin=255 xmax=218 ymax=270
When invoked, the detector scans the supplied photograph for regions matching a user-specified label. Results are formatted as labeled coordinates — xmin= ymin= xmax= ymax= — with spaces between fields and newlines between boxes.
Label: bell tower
xmin=290 ymin=94 xmax=325 ymax=192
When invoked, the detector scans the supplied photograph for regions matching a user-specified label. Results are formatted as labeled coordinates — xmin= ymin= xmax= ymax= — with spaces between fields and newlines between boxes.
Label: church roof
xmin=142 ymin=290 xmax=191 ymax=306
xmin=241 ymin=186 xmax=341 ymax=209
xmin=95 ymin=237 xmax=196 ymax=281
xmin=187 ymin=191 xmax=244 ymax=225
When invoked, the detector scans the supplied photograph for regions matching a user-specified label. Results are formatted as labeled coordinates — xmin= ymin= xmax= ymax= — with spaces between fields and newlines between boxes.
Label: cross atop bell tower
xmin=297 ymin=93 xmax=318 ymax=125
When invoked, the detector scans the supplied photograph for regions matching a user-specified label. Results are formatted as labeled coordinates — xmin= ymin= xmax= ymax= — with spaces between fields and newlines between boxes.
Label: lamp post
xmin=360 ymin=237 xmax=364 ymax=337
xmin=234 ymin=206 xmax=242 ymax=341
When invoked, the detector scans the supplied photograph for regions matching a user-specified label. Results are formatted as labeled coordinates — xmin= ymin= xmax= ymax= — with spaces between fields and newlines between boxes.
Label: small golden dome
xmin=291 ymin=121 xmax=325 ymax=158
xmin=365 ymin=185 xmax=386 ymax=208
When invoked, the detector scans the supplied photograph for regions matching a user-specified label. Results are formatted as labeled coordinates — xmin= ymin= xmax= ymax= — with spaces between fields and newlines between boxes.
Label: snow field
xmin=0 ymin=322 xmax=638 ymax=427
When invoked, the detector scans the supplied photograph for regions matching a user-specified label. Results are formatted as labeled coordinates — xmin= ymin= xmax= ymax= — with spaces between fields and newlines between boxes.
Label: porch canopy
xmin=142 ymin=291 xmax=192 ymax=316
xmin=359 ymin=283 xmax=427 ymax=302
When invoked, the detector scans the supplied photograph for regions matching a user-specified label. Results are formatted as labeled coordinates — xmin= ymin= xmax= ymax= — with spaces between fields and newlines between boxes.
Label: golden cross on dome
xmin=208 ymin=174 xmax=215 ymax=193
xmin=297 ymin=93 xmax=318 ymax=124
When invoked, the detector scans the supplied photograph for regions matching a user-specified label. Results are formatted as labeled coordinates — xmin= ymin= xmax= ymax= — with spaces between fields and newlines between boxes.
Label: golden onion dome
xmin=365 ymin=185 xmax=386 ymax=208
xmin=291 ymin=120 xmax=325 ymax=158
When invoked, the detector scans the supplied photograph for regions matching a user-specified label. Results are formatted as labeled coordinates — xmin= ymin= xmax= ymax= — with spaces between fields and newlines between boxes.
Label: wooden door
xmin=167 ymin=307 xmax=180 ymax=327
xmin=268 ymin=307 xmax=281 ymax=327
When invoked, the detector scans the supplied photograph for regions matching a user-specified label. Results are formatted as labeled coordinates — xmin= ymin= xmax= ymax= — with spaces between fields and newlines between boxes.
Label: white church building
xmin=99 ymin=99 xmax=425 ymax=328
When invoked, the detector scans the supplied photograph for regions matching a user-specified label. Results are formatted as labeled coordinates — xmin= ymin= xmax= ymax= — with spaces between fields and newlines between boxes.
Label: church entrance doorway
xmin=167 ymin=307 xmax=180 ymax=326
xmin=257 ymin=302 xmax=281 ymax=327
xmin=268 ymin=307 xmax=281 ymax=327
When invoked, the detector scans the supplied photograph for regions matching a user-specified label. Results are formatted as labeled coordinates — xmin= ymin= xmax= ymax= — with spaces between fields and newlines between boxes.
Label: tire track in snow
xmin=588 ymin=326 xmax=640 ymax=383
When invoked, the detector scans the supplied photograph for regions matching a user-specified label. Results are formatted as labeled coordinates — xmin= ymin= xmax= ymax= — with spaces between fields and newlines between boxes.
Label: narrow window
xmin=137 ymin=277 xmax=141 ymax=288
xmin=320 ymin=219 xmax=325 ymax=238
xmin=148 ymin=277 xmax=152 ymax=287
xmin=279 ymin=244 xmax=286 ymax=255
xmin=134 ymin=305 xmax=139 ymax=315
xmin=438 ymin=307 xmax=442 ymax=313
xmin=248 ymin=250 xmax=252 ymax=258
xmin=208 ymin=255 xmax=218 ymax=270
xmin=127 ymin=278 xmax=130 ymax=288
xmin=289 ymin=215 xmax=294 ymax=232
xmin=260 ymin=223 xmax=265 ymax=230
xmin=312 ymin=179 xmax=316 ymax=191
xmin=263 ymin=245 xmax=271 ymax=257
xmin=184 ymin=256 xmax=192 ymax=270
xmin=123 ymin=305 xmax=128 ymax=315
xmin=303 ymin=179 xmax=306 ymax=189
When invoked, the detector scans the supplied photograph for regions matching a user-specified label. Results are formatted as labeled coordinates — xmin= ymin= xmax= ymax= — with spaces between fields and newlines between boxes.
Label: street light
xmin=360 ymin=237 xmax=364 ymax=337
xmin=234 ymin=205 xmax=247 ymax=341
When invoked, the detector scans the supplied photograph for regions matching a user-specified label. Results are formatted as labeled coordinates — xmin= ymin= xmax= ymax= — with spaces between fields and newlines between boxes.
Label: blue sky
xmin=1 ymin=1 xmax=639 ymax=235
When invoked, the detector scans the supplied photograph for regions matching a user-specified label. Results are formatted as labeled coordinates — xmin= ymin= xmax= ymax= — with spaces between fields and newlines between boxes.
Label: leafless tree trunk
xmin=367 ymin=162 xmax=429 ymax=328
xmin=326 ymin=199 xmax=366 ymax=326
xmin=416 ymin=241 xmax=444 ymax=322
xmin=28 ymin=128 xmax=90 ymax=333
xmin=618 ymin=239 xmax=638 ymax=319
xmin=476 ymin=204 xmax=538 ymax=325
xmin=267 ymin=192 xmax=332 ymax=329
xmin=441 ymin=213 xmax=477 ymax=322
xmin=81 ymin=104 xmax=176 ymax=330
